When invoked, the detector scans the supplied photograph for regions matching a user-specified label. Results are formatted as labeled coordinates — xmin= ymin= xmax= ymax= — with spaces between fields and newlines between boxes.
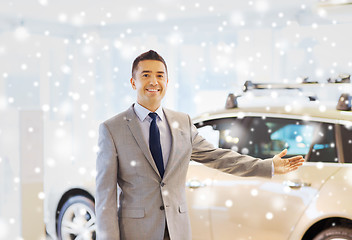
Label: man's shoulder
xmin=163 ymin=108 xmax=192 ymax=128
xmin=101 ymin=106 xmax=133 ymax=127
xmin=163 ymin=107 xmax=189 ymax=119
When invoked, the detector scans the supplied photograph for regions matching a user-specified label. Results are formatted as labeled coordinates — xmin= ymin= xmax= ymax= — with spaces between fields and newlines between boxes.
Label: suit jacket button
xmin=160 ymin=182 xmax=165 ymax=187
xmin=160 ymin=206 xmax=165 ymax=210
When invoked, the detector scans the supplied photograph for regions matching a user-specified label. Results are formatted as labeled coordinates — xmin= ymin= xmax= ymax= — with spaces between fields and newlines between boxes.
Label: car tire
xmin=313 ymin=227 xmax=352 ymax=240
xmin=57 ymin=195 xmax=96 ymax=240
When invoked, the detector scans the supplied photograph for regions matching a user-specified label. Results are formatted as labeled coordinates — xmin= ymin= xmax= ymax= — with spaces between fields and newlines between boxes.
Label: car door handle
xmin=284 ymin=180 xmax=311 ymax=189
xmin=186 ymin=179 xmax=206 ymax=189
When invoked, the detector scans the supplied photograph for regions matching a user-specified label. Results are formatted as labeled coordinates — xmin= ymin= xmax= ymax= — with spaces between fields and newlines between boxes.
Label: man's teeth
xmin=147 ymin=89 xmax=159 ymax=92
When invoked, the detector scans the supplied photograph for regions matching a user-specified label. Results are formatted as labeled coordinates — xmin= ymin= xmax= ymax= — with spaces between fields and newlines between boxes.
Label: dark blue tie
xmin=148 ymin=112 xmax=164 ymax=178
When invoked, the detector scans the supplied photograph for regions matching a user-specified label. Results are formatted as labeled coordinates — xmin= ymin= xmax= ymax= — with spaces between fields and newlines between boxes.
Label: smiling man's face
xmin=130 ymin=60 xmax=169 ymax=112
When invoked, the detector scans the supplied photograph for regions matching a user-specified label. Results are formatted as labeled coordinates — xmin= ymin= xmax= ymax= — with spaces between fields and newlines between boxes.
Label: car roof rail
xmin=225 ymin=93 xmax=239 ymax=109
xmin=243 ymin=74 xmax=351 ymax=92
xmin=243 ymin=80 xmax=305 ymax=92
xmin=328 ymin=74 xmax=351 ymax=83
xmin=336 ymin=93 xmax=352 ymax=111
xmin=242 ymin=80 xmax=318 ymax=101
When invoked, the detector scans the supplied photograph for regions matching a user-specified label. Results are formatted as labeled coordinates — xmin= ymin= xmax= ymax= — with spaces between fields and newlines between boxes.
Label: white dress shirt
xmin=133 ymin=102 xmax=172 ymax=168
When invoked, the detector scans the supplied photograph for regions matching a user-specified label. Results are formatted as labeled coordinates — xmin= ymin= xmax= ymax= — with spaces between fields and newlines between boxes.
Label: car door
xmin=186 ymin=124 xmax=223 ymax=240
xmin=195 ymin=116 xmax=340 ymax=240
xmin=186 ymin=161 xmax=219 ymax=240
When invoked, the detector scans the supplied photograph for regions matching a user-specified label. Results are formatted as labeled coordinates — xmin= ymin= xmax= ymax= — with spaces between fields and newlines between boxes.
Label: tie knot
xmin=148 ymin=112 xmax=158 ymax=121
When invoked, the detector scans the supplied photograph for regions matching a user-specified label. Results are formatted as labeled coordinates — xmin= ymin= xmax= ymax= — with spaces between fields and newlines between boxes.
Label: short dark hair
xmin=132 ymin=50 xmax=168 ymax=78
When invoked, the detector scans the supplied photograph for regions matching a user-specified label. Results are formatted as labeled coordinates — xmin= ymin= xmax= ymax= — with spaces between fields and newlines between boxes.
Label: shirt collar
xmin=134 ymin=102 xmax=164 ymax=122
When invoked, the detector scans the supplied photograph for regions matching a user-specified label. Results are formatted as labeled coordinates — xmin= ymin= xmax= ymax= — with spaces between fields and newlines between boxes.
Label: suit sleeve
xmin=189 ymin=117 xmax=273 ymax=178
xmin=95 ymin=123 xmax=120 ymax=240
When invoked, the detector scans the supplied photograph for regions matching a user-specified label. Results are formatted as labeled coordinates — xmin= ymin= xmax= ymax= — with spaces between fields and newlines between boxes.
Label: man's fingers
xmin=291 ymin=162 xmax=304 ymax=168
xmin=288 ymin=162 xmax=304 ymax=171
xmin=289 ymin=158 xmax=304 ymax=166
xmin=290 ymin=160 xmax=305 ymax=166
xmin=278 ymin=149 xmax=288 ymax=158
xmin=287 ymin=156 xmax=304 ymax=162
xmin=288 ymin=166 xmax=299 ymax=172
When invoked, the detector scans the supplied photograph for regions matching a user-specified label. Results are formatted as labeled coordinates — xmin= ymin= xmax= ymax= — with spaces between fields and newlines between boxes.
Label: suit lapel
xmin=125 ymin=106 xmax=161 ymax=178
xmin=163 ymin=108 xmax=182 ymax=178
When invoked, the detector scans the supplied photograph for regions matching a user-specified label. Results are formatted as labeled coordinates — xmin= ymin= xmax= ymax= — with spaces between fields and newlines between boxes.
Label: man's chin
xmin=141 ymin=96 xmax=163 ymax=103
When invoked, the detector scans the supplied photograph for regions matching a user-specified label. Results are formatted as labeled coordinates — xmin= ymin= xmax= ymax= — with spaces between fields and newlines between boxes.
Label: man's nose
xmin=149 ymin=76 xmax=158 ymax=85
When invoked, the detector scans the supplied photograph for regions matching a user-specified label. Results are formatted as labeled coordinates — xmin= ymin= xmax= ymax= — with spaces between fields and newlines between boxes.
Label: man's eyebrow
xmin=140 ymin=70 xmax=165 ymax=74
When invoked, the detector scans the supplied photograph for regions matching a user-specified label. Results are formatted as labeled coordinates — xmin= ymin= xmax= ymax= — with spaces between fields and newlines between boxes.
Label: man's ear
xmin=130 ymin=77 xmax=136 ymax=90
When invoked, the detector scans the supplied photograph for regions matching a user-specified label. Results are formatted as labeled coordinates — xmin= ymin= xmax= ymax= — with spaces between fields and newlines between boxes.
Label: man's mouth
xmin=146 ymin=88 xmax=160 ymax=92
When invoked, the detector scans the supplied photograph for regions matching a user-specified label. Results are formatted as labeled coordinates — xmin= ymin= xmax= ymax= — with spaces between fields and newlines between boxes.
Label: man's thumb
xmin=278 ymin=149 xmax=288 ymax=158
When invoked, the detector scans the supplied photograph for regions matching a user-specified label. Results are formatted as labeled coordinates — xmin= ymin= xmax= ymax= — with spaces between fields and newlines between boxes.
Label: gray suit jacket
xmin=95 ymin=105 xmax=272 ymax=240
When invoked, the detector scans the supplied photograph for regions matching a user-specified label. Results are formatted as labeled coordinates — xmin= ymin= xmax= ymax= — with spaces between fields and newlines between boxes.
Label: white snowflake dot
xmin=14 ymin=26 xmax=30 ymax=41
xmin=319 ymin=105 xmax=326 ymax=112
xmin=225 ymin=200 xmax=233 ymax=207
xmin=251 ymin=189 xmax=258 ymax=196
xmin=172 ymin=121 xmax=179 ymax=129
xmin=241 ymin=148 xmax=249 ymax=155
xmin=317 ymin=162 xmax=324 ymax=169
xmin=79 ymin=167 xmax=86 ymax=175
xmin=265 ymin=212 xmax=273 ymax=220
xmin=157 ymin=13 xmax=166 ymax=22
xmin=46 ymin=158 xmax=56 ymax=167
xmin=38 ymin=0 xmax=48 ymax=6
xmin=81 ymin=104 xmax=89 ymax=111
xmin=38 ymin=192 xmax=45 ymax=200
xmin=77 ymin=208 xmax=86 ymax=216
xmin=88 ymin=130 xmax=96 ymax=138
xmin=21 ymin=64 xmax=27 ymax=70
xmin=93 ymin=145 xmax=100 ymax=153
xmin=285 ymin=105 xmax=292 ymax=112
xmin=41 ymin=104 xmax=50 ymax=112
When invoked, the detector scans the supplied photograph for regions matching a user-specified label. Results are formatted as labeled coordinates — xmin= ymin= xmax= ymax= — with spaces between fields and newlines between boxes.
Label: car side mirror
xmin=336 ymin=93 xmax=351 ymax=111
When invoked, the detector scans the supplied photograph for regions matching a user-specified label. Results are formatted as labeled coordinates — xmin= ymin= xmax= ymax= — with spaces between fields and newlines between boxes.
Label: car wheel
xmin=57 ymin=195 xmax=96 ymax=240
xmin=313 ymin=227 xmax=352 ymax=240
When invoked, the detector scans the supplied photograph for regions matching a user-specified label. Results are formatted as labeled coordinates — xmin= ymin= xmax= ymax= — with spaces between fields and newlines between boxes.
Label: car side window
xmin=245 ymin=117 xmax=316 ymax=159
xmin=196 ymin=117 xmax=317 ymax=159
xmin=308 ymin=123 xmax=338 ymax=163
xmin=340 ymin=124 xmax=352 ymax=163
xmin=195 ymin=117 xmax=246 ymax=151
xmin=196 ymin=124 xmax=220 ymax=148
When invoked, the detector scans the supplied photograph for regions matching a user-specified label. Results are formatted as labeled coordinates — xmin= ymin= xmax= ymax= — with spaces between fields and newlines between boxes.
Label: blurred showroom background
xmin=0 ymin=0 xmax=352 ymax=239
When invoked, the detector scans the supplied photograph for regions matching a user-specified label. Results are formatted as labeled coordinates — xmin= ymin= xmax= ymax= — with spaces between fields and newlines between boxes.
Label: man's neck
xmin=137 ymin=101 xmax=161 ymax=113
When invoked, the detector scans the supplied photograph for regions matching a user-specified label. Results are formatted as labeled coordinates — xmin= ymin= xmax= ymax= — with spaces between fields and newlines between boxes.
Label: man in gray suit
xmin=95 ymin=50 xmax=304 ymax=240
